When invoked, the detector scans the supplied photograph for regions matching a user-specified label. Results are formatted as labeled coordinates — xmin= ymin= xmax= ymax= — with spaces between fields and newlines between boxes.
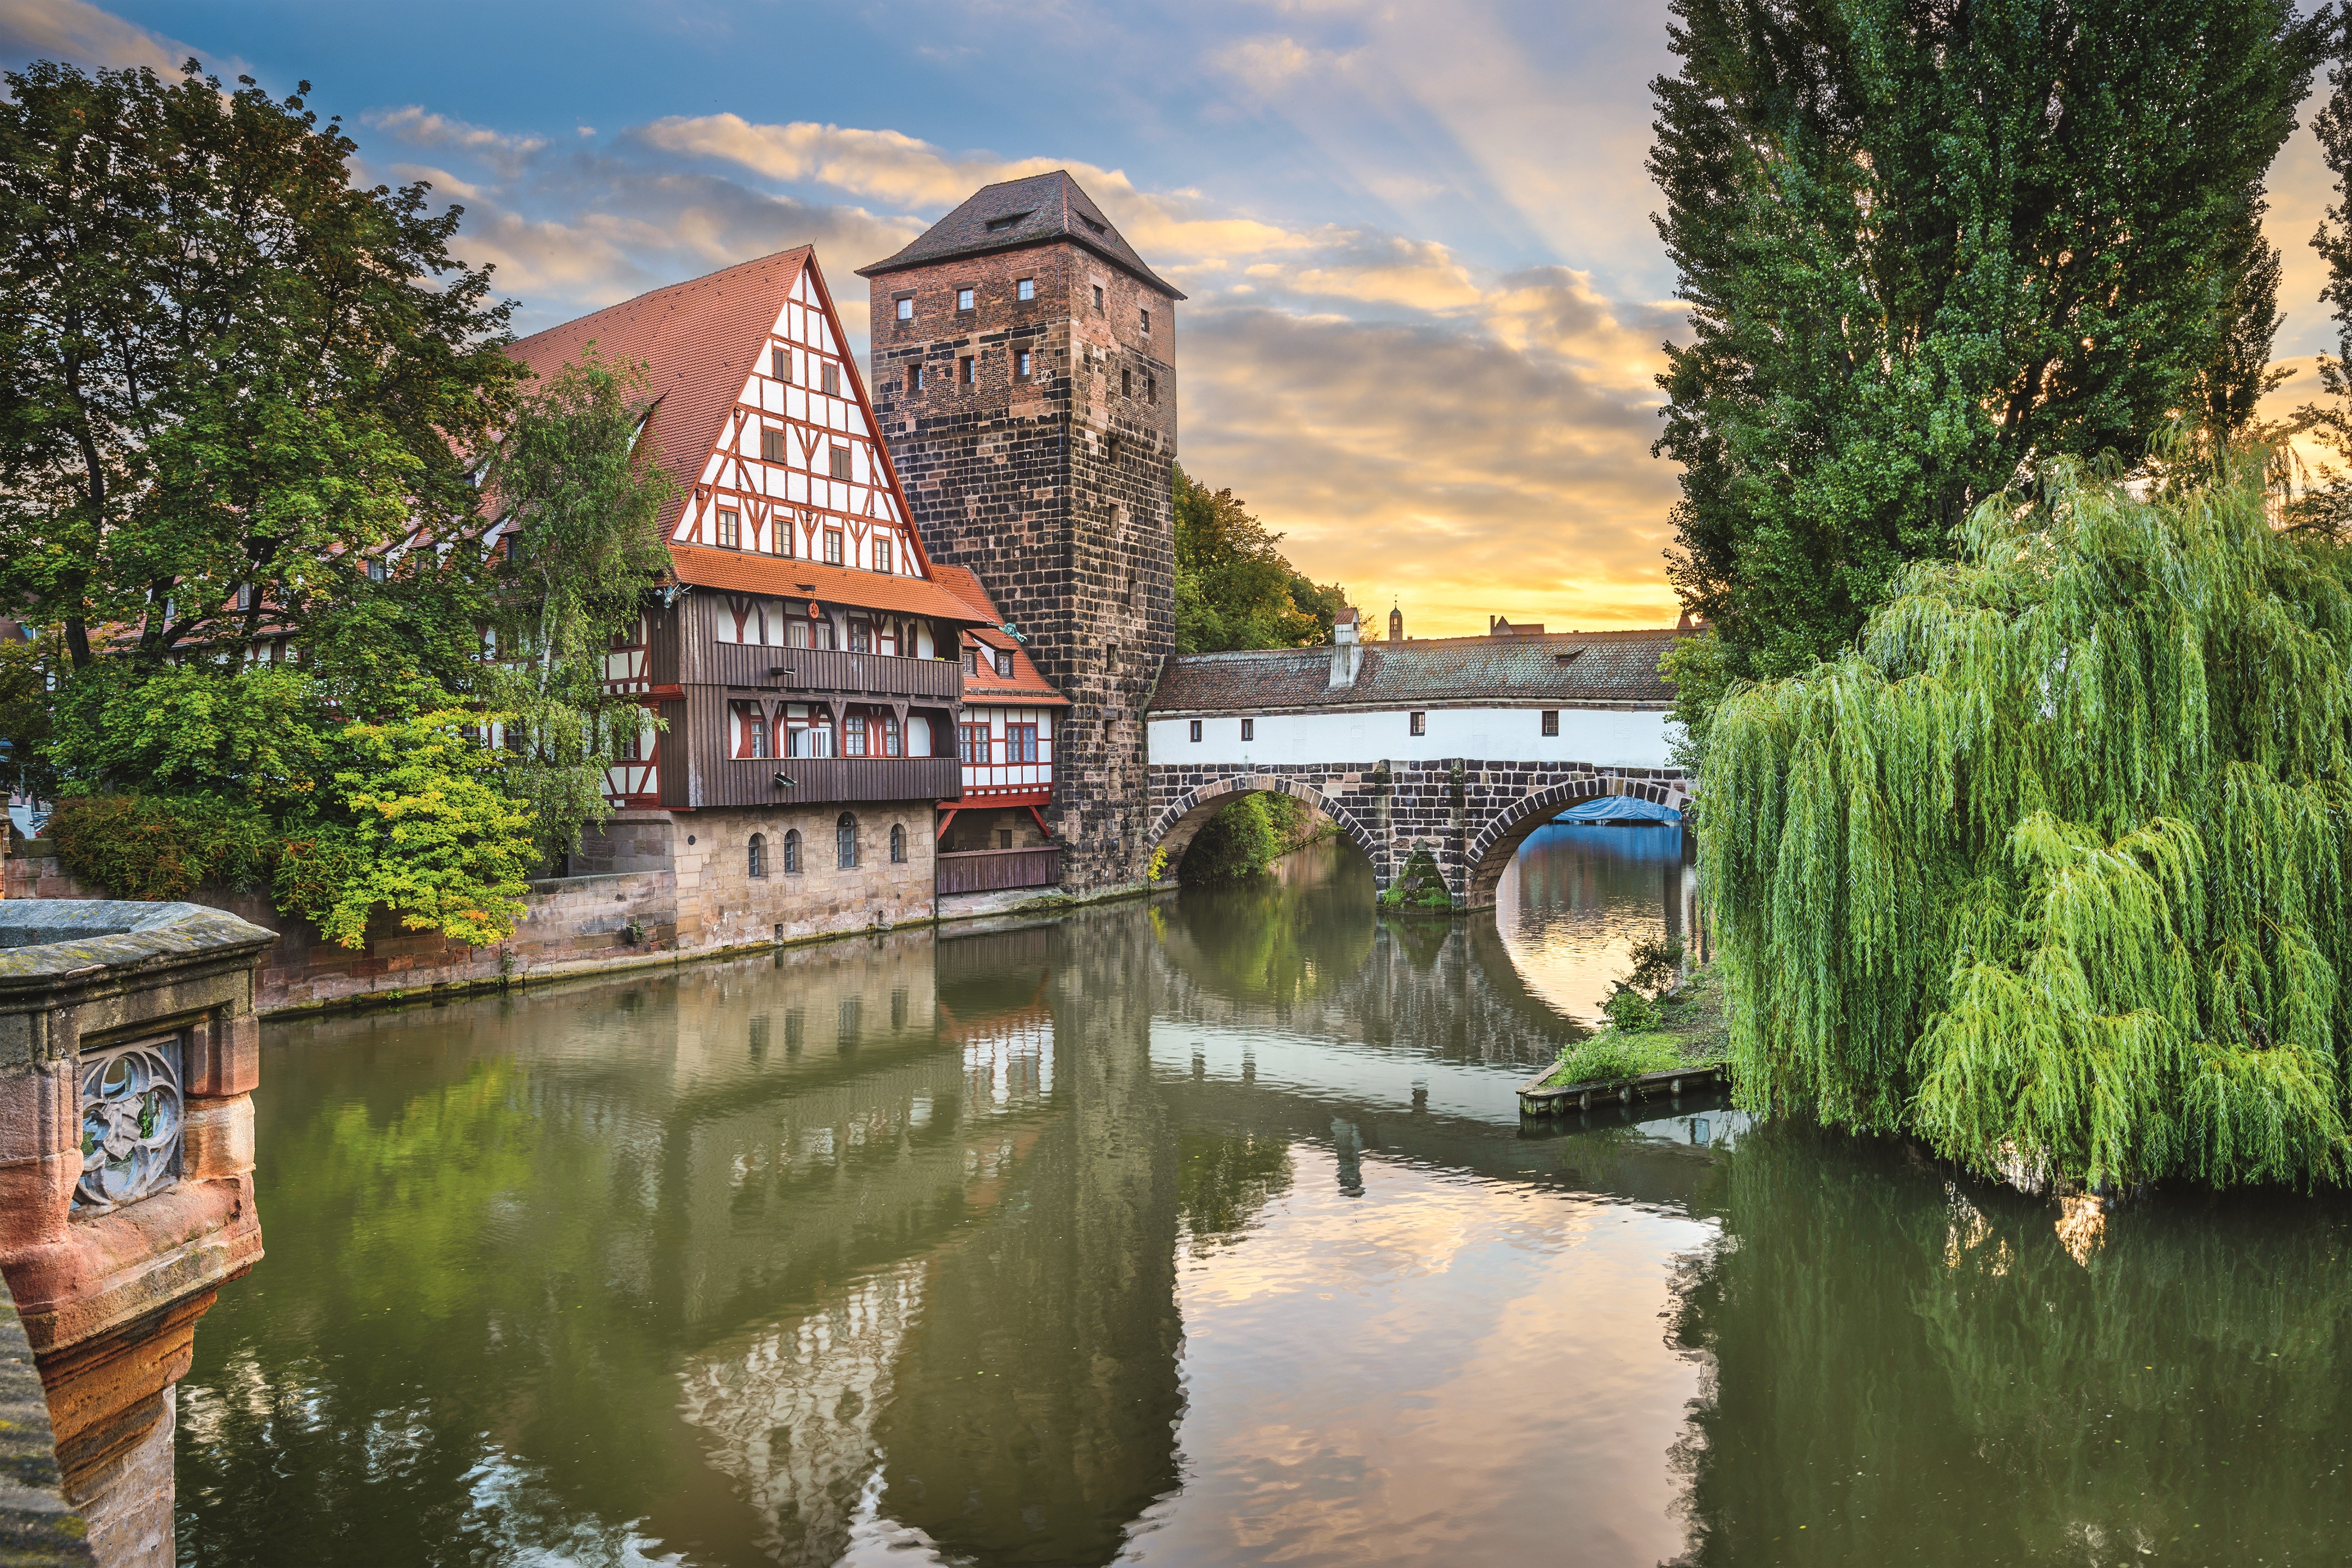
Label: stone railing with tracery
xmin=74 ymin=1034 xmax=184 ymax=1214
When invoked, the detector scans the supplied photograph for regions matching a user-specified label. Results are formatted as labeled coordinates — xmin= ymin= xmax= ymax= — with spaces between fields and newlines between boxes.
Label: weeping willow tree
xmin=1702 ymin=445 xmax=2352 ymax=1189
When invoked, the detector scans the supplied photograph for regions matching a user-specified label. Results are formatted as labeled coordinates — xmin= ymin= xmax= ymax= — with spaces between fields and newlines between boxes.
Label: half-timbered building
xmin=506 ymin=247 xmax=994 ymax=945
xmin=929 ymin=565 xmax=1069 ymax=895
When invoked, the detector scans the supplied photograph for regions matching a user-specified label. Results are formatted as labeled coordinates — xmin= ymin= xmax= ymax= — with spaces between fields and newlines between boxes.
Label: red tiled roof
xmin=505 ymin=249 xmax=812 ymax=534
xmin=929 ymin=564 xmax=1069 ymax=706
xmin=668 ymin=546 xmax=995 ymax=625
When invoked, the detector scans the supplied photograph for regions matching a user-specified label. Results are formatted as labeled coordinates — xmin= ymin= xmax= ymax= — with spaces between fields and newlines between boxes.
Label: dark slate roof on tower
xmin=855 ymin=171 xmax=1185 ymax=298
xmin=1148 ymin=629 xmax=1681 ymax=714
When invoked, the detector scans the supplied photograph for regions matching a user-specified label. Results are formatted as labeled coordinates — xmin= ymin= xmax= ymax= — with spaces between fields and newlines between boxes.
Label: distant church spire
xmin=1388 ymin=601 xmax=1404 ymax=642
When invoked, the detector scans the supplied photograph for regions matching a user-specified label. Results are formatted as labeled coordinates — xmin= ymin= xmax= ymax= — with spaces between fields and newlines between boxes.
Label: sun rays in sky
xmin=5 ymin=0 xmax=2345 ymax=634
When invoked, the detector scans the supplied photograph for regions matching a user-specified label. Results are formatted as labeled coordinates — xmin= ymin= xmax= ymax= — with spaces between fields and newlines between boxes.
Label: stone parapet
xmin=0 ymin=899 xmax=275 ymax=1567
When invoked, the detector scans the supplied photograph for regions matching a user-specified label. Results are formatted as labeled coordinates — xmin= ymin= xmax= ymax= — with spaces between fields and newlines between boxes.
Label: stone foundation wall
xmin=4 ymin=800 xmax=943 ymax=1016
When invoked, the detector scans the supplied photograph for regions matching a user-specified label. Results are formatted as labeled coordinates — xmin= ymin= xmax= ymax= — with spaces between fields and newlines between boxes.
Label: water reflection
xmin=1497 ymin=822 xmax=1697 ymax=1019
xmin=173 ymin=836 xmax=2352 ymax=1567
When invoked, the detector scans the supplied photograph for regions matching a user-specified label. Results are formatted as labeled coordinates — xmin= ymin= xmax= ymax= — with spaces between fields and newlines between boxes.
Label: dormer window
xmin=985 ymin=211 xmax=1031 ymax=232
xmin=1080 ymin=214 xmax=1107 ymax=235
xmin=995 ymin=648 xmax=1014 ymax=678
xmin=962 ymin=646 xmax=977 ymax=676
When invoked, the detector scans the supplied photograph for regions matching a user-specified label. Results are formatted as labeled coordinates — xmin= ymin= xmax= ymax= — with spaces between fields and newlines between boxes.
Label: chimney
xmin=1330 ymin=606 xmax=1363 ymax=688
xmin=1389 ymin=603 xmax=1404 ymax=642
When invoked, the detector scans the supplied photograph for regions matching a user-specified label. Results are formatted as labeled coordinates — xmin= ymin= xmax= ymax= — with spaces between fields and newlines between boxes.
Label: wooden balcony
xmin=704 ymin=754 xmax=962 ymax=808
xmin=701 ymin=641 xmax=961 ymax=701
xmin=937 ymin=846 xmax=1062 ymax=895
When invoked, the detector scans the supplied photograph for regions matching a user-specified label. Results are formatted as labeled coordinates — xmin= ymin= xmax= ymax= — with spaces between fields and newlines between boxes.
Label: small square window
xmin=1017 ymin=277 xmax=1035 ymax=301
xmin=1092 ymin=283 xmax=1104 ymax=313
xmin=896 ymin=296 xmax=914 ymax=320
xmin=1189 ymin=720 xmax=1202 ymax=742
xmin=822 ymin=363 xmax=841 ymax=397
xmin=1541 ymin=709 xmax=1559 ymax=737
xmin=907 ymin=363 xmax=923 ymax=393
xmin=761 ymin=427 xmax=785 ymax=463
xmin=995 ymin=648 xmax=1014 ymax=678
xmin=957 ymin=287 xmax=975 ymax=311
xmin=1409 ymin=711 xmax=1426 ymax=736
xmin=959 ymin=356 xmax=975 ymax=385
xmin=771 ymin=347 xmax=791 ymax=382
xmin=829 ymin=445 xmax=851 ymax=481
xmin=1241 ymin=718 xmax=1254 ymax=741
xmin=1015 ymin=348 xmax=1032 ymax=381
xmin=1140 ymin=307 xmax=1150 ymax=334
xmin=717 ymin=509 xmax=740 ymax=549
xmin=824 ymin=528 xmax=844 ymax=564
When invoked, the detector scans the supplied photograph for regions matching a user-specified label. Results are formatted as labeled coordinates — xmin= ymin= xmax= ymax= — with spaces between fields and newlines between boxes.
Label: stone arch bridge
xmin=1142 ymin=625 xmax=1695 ymax=908
xmin=1145 ymin=759 xmax=1692 ymax=909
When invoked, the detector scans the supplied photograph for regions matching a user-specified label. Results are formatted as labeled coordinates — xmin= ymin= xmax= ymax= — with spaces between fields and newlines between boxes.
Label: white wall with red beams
xmin=671 ymin=261 xmax=933 ymax=581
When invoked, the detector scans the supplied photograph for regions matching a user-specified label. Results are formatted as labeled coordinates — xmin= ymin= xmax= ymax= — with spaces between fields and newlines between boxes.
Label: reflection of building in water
xmin=876 ymin=917 xmax=1184 ymax=1565
xmin=677 ymin=1260 xmax=928 ymax=1567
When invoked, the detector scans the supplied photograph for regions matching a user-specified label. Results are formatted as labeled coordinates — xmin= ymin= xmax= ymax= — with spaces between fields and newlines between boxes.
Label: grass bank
xmin=1541 ymin=962 xmax=1727 ymax=1090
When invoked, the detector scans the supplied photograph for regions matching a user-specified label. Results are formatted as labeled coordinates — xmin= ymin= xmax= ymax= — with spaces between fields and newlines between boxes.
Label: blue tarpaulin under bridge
xmin=1552 ymin=794 xmax=1681 ymax=825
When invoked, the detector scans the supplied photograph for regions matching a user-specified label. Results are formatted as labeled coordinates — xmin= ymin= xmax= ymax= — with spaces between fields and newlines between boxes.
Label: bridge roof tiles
xmin=1150 ymin=629 xmax=1678 ymax=715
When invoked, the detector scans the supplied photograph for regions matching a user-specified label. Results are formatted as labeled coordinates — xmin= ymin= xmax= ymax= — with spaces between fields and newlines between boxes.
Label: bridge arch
xmin=1147 ymin=773 xmax=1384 ymax=880
xmin=1460 ymin=774 xmax=1683 ymax=909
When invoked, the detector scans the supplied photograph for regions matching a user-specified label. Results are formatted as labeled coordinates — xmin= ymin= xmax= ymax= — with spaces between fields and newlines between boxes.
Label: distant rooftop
xmin=1150 ymin=629 xmax=1681 ymax=715
xmin=855 ymin=171 xmax=1185 ymax=299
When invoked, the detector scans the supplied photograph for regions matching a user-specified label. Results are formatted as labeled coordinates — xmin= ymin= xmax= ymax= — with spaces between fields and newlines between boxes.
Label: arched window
xmin=837 ymin=813 xmax=859 ymax=870
xmin=783 ymin=829 xmax=801 ymax=874
xmin=748 ymin=833 xmax=767 ymax=878
xmin=890 ymin=823 xmax=906 ymax=864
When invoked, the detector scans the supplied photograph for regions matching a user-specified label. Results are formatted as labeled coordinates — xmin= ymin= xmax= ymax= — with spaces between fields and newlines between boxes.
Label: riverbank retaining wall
xmin=2 ymin=809 xmax=1118 ymax=1018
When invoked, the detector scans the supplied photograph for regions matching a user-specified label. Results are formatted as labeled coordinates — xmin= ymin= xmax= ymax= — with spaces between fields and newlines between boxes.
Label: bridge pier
xmin=1145 ymin=760 xmax=1693 ymax=908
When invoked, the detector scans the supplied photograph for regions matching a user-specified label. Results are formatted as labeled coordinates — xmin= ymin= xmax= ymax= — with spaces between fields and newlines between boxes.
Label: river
xmin=177 ymin=828 xmax=2352 ymax=1566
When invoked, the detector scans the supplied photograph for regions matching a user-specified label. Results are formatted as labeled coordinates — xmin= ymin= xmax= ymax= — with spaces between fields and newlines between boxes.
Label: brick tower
xmin=858 ymin=172 xmax=1180 ymax=892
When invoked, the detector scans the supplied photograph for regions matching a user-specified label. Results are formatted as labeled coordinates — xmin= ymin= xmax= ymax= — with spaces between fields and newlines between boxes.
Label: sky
xmin=1 ymin=0 xmax=2344 ymax=636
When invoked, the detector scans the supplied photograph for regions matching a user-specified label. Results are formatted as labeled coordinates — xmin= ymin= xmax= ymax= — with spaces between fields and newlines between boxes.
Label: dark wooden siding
xmin=936 ymin=846 xmax=1061 ymax=894
xmin=647 ymin=604 xmax=680 ymax=687
xmin=701 ymin=755 xmax=961 ymax=809
xmin=658 ymin=700 xmax=688 ymax=808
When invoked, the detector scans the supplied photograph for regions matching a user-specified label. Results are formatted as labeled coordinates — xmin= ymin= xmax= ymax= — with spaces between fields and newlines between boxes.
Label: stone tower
xmin=858 ymin=172 xmax=1180 ymax=892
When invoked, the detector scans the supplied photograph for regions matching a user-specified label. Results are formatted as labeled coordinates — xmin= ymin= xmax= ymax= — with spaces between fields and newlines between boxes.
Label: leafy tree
xmin=1650 ymin=0 xmax=2330 ymax=687
xmin=1173 ymin=465 xmax=1345 ymax=654
xmin=479 ymin=351 xmax=676 ymax=866
xmin=274 ymin=711 xmax=537 ymax=949
xmin=1702 ymin=447 xmax=2352 ymax=1190
xmin=0 ymin=57 xmax=519 ymax=673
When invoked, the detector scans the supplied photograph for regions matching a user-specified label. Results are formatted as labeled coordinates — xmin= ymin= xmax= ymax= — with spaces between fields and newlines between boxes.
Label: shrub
xmin=48 ymin=795 xmax=279 ymax=901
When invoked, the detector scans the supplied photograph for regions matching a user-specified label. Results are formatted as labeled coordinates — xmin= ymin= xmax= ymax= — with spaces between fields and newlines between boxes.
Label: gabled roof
xmin=1149 ymin=629 xmax=1681 ymax=715
xmin=668 ymin=547 xmax=993 ymax=626
xmin=929 ymin=564 xmax=1070 ymax=706
xmin=854 ymin=171 xmax=1185 ymax=300
xmin=505 ymin=249 xmax=812 ymax=532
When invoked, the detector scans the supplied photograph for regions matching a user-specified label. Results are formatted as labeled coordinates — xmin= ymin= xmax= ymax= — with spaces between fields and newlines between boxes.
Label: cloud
xmin=1181 ymin=295 xmax=1683 ymax=632
xmin=367 ymin=106 xmax=550 ymax=176
xmin=0 ymin=0 xmax=209 ymax=74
